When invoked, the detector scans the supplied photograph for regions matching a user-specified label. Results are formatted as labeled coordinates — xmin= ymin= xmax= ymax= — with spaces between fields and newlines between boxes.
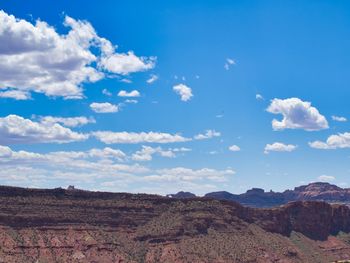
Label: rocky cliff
xmin=1 ymin=185 xmax=350 ymax=262
xmin=203 ymin=182 xmax=350 ymax=207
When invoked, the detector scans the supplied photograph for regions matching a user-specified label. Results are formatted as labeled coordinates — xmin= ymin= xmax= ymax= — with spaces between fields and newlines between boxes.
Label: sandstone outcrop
xmin=0 ymin=185 xmax=350 ymax=262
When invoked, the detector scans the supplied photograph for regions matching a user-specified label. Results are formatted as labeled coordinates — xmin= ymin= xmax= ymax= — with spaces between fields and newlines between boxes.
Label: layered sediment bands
xmin=0 ymin=185 xmax=350 ymax=262
xmin=204 ymin=182 xmax=350 ymax=208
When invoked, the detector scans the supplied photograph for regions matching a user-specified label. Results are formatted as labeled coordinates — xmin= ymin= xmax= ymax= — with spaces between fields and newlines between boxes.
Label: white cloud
xmin=256 ymin=94 xmax=264 ymax=100
xmin=0 ymin=145 xmax=146 ymax=186
xmin=99 ymin=51 xmax=155 ymax=75
xmin=0 ymin=10 xmax=155 ymax=99
xmin=0 ymin=90 xmax=31 ymax=100
xmin=228 ymin=145 xmax=241 ymax=152
xmin=102 ymin=89 xmax=112 ymax=96
xmin=21 ymin=147 xmax=127 ymax=162
xmin=224 ymin=58 xmax=236 ymax=70
xmin=125 ymin=99 xmax=138 ymax=104
xmin=88 ymin=147 xmax=126 ymax=161
xmin=309 ymin=132 xmax=350 ymax=150
xmin=267 ymin=98 xmax=328 ymax=131
xmin=332 ymin=115 xmax=347 ymax=122
xmin=318 ymin=175 xmax=335 ymax=182
xmin=90 ymin=102 xmax=118 ymax=113
xmin=173 ymin=84 xmax=193 ymax=102
xmin=117 ymin=90 xmax=140 ymax=97
xmin=0 ymin=115 xmax=88 ymax=144
xmin=39 ymin=116 xmax=95 ymax=127
xmin=120 ymin=78 xmax=132 ymax=84
xmin=0 ymin=144 xmax=233 ymax=195
xmin=92 ymin=131 xmax=190 ymax=144
xmin=147 ymin=74 xmax=158 ymax=84
xmin=194 ymin=130 xmax=221 ymax=140
xmin=145 ymin=167 xmax=235 ymax=183
xmin=264 ymin=142 xmax=297 ymax=154
xmin=172 ymin=147 xmax=191 ymax=152
xmin=132 ymin=146 xmax=176 ymax=161
xmin=0 ymin=145 xmax=12 ymax=157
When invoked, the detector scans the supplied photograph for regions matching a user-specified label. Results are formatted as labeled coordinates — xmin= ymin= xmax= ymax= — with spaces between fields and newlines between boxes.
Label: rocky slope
xmin=203 ymin=182 xmax=350 ymax=207
xmin=1 ymin=185 xmax=350 ymax=262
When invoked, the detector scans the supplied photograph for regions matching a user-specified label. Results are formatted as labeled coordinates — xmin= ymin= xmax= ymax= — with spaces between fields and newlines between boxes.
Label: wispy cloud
xmin=332 ymin=115 xmax=347 ymax=122
xmin=264 ymin=142 xmax=297 ymax=154
xmin=194 ymin=130 xmax=221 ymax=140
xmin=224 ymin=58 xmax=236 ymax=70
xmin=92 ymin=131 xmax=191 ymax=144
xmin=147 ymin=74 xmax=158 ymax=84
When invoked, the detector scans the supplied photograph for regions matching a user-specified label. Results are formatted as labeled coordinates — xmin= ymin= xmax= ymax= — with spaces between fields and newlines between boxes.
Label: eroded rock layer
xmin=0 ymin=185 xmax=350 ymax=262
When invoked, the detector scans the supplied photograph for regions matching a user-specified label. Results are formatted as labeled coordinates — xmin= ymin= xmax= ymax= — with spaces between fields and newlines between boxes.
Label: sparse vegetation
xmin=0 ymin=186 xmax=349 ymax=262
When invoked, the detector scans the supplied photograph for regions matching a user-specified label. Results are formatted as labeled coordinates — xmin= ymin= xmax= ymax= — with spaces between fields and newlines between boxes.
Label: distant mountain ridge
xmin=169 ymin=182 xmax=350 ymax=207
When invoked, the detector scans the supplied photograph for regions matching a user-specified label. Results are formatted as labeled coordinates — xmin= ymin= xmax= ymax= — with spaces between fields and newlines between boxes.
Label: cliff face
xmin=204 ymin=182 xmax=350 ymax=207
xmin=1 ymin=185 xmax=350 ymax=262
xmin=284 ymin=182 xmax=350 ymax=202
xmin=241 ymin=201 xmax=350 ymax=240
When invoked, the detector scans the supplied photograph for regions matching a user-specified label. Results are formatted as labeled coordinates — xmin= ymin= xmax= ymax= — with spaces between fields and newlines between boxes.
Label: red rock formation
xmin=0 ymin=185 xmax=350 ymax=262
xmin=205 ymin=182 xmax=350 ymax=207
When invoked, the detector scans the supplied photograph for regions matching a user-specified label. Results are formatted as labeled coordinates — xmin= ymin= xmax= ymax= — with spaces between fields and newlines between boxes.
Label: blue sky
xmin=0 ymin=0 xmax=350 ymax=194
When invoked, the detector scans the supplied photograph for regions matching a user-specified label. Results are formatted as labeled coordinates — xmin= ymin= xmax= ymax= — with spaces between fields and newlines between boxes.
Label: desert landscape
xmin=0 ymin=184 xmax=349 ymax=262
xmin=1 ymin=1 xmax=350 ymax=262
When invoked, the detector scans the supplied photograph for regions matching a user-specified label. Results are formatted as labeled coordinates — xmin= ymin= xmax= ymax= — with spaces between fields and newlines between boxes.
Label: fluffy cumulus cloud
xmin=0 ymin=10 xmax=155 ymax=99
xmin=194 ymin=130 xmax=221 ymax=140
xmin=99 ymin=51 xmax=155 ymax=75
xmin=173 ymin=84 xmax=193 ymax=102
xmin=0 ymin=115 xmax=88 ymax=144
xmin=90 ymin=102 xmax=119 ymax=113
xmin=309 ymin=132 xmax=350 ymax=150
xmin=332 ymin=115 xmax=347 ymax=122
xmin=228 ymin=145 xmax=241 ymax=152
xmin=264 ymin=142 xmax=297 ymax=154
xmin=117 ymin=90 xmax=140 ymax=97
xmin=39 ymin=116 xmax=95 ymax=127
xmin=92 ymin=131 xmax=191 ymax=144
xmin=267 ymin=98 xmax=328 ymax=131
xmin=318 ymin=175 xmax=335 ymax=182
